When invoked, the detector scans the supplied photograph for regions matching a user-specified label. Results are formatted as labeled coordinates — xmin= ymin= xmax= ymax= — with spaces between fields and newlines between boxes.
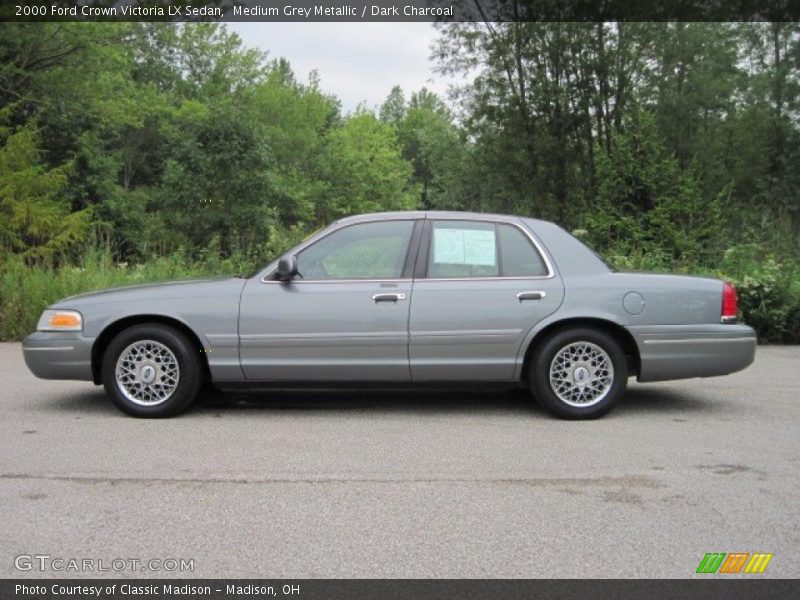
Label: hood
xmin=52 ymin=277 xmax=247 ymax=307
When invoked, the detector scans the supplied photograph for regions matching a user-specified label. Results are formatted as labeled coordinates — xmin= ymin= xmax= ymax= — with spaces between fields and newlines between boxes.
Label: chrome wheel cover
xmin=115 ymin=340 xmax=180 ymax=406
xmin=549 ymin=341 xmax=614 ymax=408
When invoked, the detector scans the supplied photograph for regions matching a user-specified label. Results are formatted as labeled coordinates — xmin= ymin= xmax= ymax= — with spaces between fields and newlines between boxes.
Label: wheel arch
xmin=91 ymin=315 xmax=210 ymax=385
xmin=520 ymin=317 xmax=640 ymax=381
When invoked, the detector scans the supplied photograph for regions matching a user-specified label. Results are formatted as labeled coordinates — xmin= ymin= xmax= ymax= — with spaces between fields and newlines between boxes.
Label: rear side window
xmin=428 ymin=221 xmax=499 ymax=278
xmin=427 ymin=221 xmax=548 ymax=278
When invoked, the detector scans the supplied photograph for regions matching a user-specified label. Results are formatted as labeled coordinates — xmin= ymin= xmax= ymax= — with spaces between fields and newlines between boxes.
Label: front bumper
xmin=628 ymin=324 xmax=757 ymax=383
xmin=23 ymin=332 xmax=95 ymax=381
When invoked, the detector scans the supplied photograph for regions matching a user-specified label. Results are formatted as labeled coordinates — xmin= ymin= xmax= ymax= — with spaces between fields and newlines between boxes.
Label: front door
xmin=409 ymin=219 xmax=564 ymax=381
xmin=239 ymin=219 xmax=418 ymax=381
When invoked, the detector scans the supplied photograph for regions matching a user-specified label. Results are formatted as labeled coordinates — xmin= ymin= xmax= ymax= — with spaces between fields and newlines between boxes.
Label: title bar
xmin=3 ymin=0 xmax=800 ymax=23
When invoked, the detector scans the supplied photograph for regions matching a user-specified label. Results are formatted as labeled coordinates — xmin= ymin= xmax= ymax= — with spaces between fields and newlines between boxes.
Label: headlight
xmin=37 ymin=310 xmax=83 ymax=332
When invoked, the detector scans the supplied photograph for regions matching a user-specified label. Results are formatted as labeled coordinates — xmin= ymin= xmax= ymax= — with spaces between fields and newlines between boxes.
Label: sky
xmin=228 ymin=23 xmax=453 ymax=113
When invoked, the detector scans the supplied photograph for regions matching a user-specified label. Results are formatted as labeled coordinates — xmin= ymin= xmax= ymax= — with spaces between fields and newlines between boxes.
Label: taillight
xmin=721 ymin=281 xmax=738 ymax=323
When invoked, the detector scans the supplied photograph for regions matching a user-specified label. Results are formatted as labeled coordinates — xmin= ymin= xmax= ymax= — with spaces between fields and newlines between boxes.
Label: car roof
xmin=334 ymin=210 xmax=555 ymax=228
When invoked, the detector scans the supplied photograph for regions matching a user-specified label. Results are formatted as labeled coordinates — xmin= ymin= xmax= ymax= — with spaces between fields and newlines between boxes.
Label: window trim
xmin=419 ymin=218 xmax=555 ymax=281
xmin=260 ymin=218 xmax=421 ymax=284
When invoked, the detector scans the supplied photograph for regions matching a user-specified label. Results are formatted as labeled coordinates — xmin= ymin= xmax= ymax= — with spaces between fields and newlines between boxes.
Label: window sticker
xmin=433 ymin=228 xmax=466 ymax=263
xmin=433 ymin=227 xmax=497 ymax=266
xmin=463 ymin=229 xmax=496 ymax=266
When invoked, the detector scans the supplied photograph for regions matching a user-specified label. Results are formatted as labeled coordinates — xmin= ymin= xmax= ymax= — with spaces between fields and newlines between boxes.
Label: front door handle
xmin=516 ymin=291 xmax=546 ymax=301
xmin=372 ymin=293 xmax=407 ymax=303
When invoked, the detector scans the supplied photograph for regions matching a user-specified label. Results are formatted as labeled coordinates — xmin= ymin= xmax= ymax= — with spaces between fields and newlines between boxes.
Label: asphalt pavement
xmin=1 ymin=342 xmax=798 ymax=578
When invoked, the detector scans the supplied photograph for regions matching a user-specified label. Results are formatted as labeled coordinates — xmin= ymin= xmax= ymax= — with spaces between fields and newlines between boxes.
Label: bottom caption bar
xmin=4 ymin=579 xmax=799 ymax=600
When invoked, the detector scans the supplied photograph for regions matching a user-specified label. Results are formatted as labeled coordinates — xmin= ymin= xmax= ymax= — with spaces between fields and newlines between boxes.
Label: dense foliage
xmin=1 ymin=22 xmax=798 ymax=342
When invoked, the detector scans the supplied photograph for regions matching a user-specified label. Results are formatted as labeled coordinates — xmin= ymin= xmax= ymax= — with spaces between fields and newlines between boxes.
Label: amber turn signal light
xmin=37 ymin=310 xmax=83 ymax=332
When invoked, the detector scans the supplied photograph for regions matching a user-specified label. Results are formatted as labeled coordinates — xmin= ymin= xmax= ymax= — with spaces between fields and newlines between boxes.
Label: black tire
xmin=529 ymin=327 xmax=628 ymax=419
xmin=101 ymin=324 xmax=203 ymax=418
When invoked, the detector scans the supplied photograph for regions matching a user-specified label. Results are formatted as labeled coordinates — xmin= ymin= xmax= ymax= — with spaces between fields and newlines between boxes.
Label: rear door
xmin=239 ymin=219 xmax=421 ymax=381
xmin=409 ymin=218 xmax=564 ymax=381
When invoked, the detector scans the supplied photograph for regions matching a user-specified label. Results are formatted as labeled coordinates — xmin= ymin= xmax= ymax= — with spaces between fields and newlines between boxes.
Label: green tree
xmin=156 ymin=99 xmax=274 ymax=257
xmin=317 ymin=112 xmax=417 ymax=223
xmin=0 ymin=122 xmax=90 ymax=262
xmin=379 ymin=85 xmax=406 ymax=124
xmin=244 ymin=63 xmax=340 ymax=227
xmin=389 ymin=88 xmax=466 ymax=209
xmin=586 ymin=109 xmax=723 ymax=268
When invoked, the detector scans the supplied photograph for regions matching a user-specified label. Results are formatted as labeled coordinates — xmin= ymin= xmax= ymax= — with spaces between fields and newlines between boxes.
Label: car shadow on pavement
xmin=46 ymin=388 xmax=118 ymax=416
xmin=616 ymin=385 xmax=721 ymax=416
xmin=44 ymin=382 xmax=722 ymax=418
xmin=193 ymin=387 xmax=542 ymax=417
xmin=189 ymin=383 xmax=721 ymax=418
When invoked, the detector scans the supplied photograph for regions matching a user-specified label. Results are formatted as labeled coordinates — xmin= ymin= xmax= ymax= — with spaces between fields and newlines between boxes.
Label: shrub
xmin=717 ymin=244 xmax=800 ymax=343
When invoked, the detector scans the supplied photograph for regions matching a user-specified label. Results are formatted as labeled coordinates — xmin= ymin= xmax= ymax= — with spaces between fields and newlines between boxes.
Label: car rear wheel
xmin=101 ymin=324 xmax=202 ymax=418
xmin=529 ymin=327 xmax=627 ymax=419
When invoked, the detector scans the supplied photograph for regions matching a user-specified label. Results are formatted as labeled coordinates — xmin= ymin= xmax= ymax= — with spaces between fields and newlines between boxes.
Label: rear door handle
xmin=516 ymin=291 xmax=546 ymax=301
xmin=372 ymin=293 xmax=406 ymax=303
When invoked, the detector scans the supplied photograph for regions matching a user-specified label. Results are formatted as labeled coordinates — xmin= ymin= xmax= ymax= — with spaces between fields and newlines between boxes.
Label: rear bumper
xmin=22 ymin=332 xmax=95 ymax=381
xmin=628 ymin=324 xmax=756 ymax=383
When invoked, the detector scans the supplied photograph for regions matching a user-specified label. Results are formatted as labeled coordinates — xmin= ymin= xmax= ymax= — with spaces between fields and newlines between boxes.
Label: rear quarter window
xmin=497 ymin=223 xmax=548 ymax=277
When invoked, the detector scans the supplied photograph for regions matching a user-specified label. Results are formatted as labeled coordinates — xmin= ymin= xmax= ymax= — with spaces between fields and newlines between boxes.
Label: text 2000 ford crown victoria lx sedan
xmin=23 ymin=212 xmax=756 ymax=419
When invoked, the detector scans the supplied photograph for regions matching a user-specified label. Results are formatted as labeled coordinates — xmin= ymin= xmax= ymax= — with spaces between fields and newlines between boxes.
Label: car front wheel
xmin=529 ymin=327 xmax=627 ymax=419
xmin=101 ymin=324 xmax=202 ymax=418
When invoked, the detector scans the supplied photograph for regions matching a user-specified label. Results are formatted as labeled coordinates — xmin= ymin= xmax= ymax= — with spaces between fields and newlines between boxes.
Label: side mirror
xmin=275 ymin=256 xmax=298 ymax=282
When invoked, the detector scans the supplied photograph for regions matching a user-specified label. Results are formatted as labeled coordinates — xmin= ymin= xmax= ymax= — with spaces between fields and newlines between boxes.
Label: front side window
xmin=296 ymin=220 xmax=414 ymax=280
xmin=427 ymin=220 xmax=548 ymax=278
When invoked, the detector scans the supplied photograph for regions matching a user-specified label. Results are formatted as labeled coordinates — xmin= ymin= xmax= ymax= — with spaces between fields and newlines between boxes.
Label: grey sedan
xmin=23 ymin=211 xmax=756 ymax=419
